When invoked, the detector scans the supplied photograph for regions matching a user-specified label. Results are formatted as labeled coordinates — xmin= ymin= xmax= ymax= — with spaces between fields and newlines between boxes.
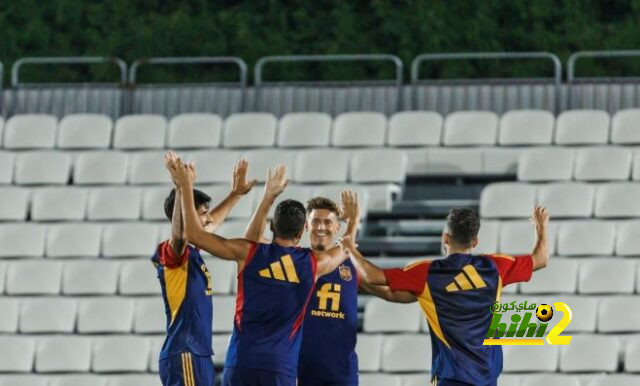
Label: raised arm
xmin=164 ymin=153 xmax=187 ymax=264
xmin=244 ymin=164 xmax=288 ymax=242
xmin=531 ymin=206 xmax=550 ymax=271
xmin=339 ymin=235 xmax=387 ymax=285
xmin=208 ymin=159 xmax=257 ymax=231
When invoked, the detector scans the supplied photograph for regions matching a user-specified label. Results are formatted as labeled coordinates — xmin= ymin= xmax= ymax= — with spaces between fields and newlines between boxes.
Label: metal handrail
xmin=568 ymin=50 xmax=640 ymax=82
xmin=11 ymin=56 xmax=127 ymax=87
xmin=129 ymin=56 xmax=248 ymax=86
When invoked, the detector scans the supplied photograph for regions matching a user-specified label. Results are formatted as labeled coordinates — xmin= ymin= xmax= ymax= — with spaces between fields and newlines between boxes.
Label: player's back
xmin=225 ymin=242 xmax=317 ymax=377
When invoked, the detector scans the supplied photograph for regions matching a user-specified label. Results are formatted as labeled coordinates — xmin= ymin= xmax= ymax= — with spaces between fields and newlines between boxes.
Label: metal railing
xmin=12 ymin=56 xmax=127 ymax=87
xmin=129 ymin=56 xmax=247 ymax=86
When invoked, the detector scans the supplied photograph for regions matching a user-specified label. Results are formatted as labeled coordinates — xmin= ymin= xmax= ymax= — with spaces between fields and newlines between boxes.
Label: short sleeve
xmin=383 ymin=261 xmax=430 ymax=296
xmin=156 ymin=241 xmax=189 ymax=269
xmin=487 ymin=254 xmax=533 ymax=285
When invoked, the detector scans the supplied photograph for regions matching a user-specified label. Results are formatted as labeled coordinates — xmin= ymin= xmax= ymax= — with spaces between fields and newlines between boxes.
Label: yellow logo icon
xmin=311 ymin=283 xmax=345 ymax=319
xmin=445 ymin=265 xmax=487 ymax=292
xmin=258 ymin=254 xmax=300 ymax=283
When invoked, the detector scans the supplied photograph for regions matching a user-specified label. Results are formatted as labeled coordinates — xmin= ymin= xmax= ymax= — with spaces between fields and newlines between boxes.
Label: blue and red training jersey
xmin=225 ymin=242 xmax=317 ymax=377
xmin=384 ymin=253 xmax=533 ymax=384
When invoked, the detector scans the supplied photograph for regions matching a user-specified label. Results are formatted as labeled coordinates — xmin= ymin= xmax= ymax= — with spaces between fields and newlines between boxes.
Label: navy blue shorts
xmin=432 ymin=377 xmax=497 ymax=386
xmin=222 ymin=367 xmax=296 ymax=386
xmin=298 ymin=379 xmax=357 ymax=386
xmin=159 ymin=352 xmax=215 ymax=386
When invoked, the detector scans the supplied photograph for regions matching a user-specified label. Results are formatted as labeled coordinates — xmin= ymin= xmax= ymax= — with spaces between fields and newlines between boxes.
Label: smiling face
xmin=308 ymin=208 xmax=340 ymax=251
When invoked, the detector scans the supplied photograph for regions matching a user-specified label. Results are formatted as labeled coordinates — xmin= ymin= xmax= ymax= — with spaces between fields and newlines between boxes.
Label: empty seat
xmin=0 ymin=377 xmax=46 ymax=386
xmin=0 ymin=262 xmax=4 ymax=292
xmin=443 ymin=111 xmax=498 ymax=146
xmin=215 ymin=219 xmax=250 ymax=239
xmin=519 ymin=258 xmax=578 ymax=294
xmin=14 ymin=151 xmax=71 ymax=185
xmin=0 ymin=152 xmax=15 ymax=184
xmin=578 ymin=258 xmax=635 ymax=294
xmin=502 ymin=344 xmax=559 ymax=372
xmin=480 ymin=183 xmax=536 ymax=219
xmin=213 ymin=296 xmax=236 ymax=333
xmin=555 ymin=110 xmax=610 ymax=145
xmin=331 ymin=111 xmax=386 ymax=147
xmin=498 ymin=109 xmax=554 ymax=146
xmin=183 ymin=150 xmax=237 ymax=184
xmin=57 ymin=114 xmax=113 ymax=149
xmin=0 ymin=187 xmax=29 ymax=220
xmin=62 ymin=260 xmax=119 ymax=295
xmin=537 ymin=183 xmax=594 ymax=218
xmin=496 ymin=375 xmax=522 ymax=386
xmin=119 ymin=259 xmax=160 ymax=295
xmin=292 ymin=149 xmax=349 ymax=183
xmin=520 ymin=375 xmax=580 ymax=386
xmin=141 ymin=185 xmax=173 ymax=220
xmin=133 ymin=297 xmax=165 ymax=333
xmin=128 ymin=151 xmax=170 ymax=184
xmin=616 ymin=221 xmax=640 ymax=256
xmin=212 ymin=334 xmax=232 ymax=366
xmin=101 ymin=223 xmax=158 ymax=258
xmin=3 ymin=114 xmax=57 ymax=149
xmin=0 ymin=336 xmax=36 ymax=372
xmin=0 ymin=223 xmax=46 ymax=258
xmin=148 ymin=335 xmax=164 ymax=372
xmin=625 ymin=336 xmax=640 ymax=372
xmin=532 ymin=295 xmax=597 ymax=332
xmin=5 ymin=261 xmax=61 ymax=294
xmin=387 ymin=111 xmax=443 ymax=146
xmin=595 ymin=183 xmax=640 ymax=218
xmin=482 ymin=148 xmax=521 ymax=175
xmin=381 ymin=334 xmax=430 ymax=372
xmin=78 ymin=298 xmax=134 ymax=333
xmin=400 ymin=374 xmax=430 ymax=386
xmin=587 ymin=375 xmax=640 ymax=386
xmin=223 ymin=113 xmax=277 ymax=148
xmin=598 ymin=296 xmax=640 ymax=332
xmin=113 ymin=114 xmax=167 ymax=149
xmin=73 ymin=151 xmax=128 ymax=185
xmin=474 ymin=220 xmax=499 ymax=255
xmin=359 ymin=374 xmax=401 ymax=386
xmin=168 ymin=113 xmax=222 ymax=148
xmin=35 ymin=336 xmax=92 ymax=372
xmin=46 ymin=223 xmax=102 ymax=258
xmin=31 ymin=187 xmax=88 ymax=221
xmin=277 ymin=112 xmax=332 ymax=147
xmin=355 ymin=334 xmax=383 ymax=372
xmin=242 ymin=149 xmax=296 ymax=183
xmin=363 ymin=297 xmax=421 ymax=332
xmin=199 ymin=184 xmax=255 ymax=219
xmin=498 ymin=220 xmax=558 ymax=256
xmin=309 ymin=184 xmax=370 ymax=218
xmin=612 ymin=108 xmax=640 ymax=144
xmin=314 ymin=182 xmax=396 ymax=212
xmin=0 ymin=298 xmax=19 ymax=332
xmin=574 ymin=147 xmax=632 ymax=181
xmin=556 ymin=221 xmax=615 ymax=256
xmin=47 ymin=376 xmax=106 ymax=386
xmin=206 ymin=257 xmax=237 ymax=295
xmin=87 ymin=187 xmax=142 ymax=220
xmin=92 ymin=336 xmax=150 ymax=372
xmin=517 ymin=148 xmax=574 ymax=182
xmin=19 ymin=298 xmax=76 ymax=333
xmin=560 ymin=335 xmax=619 ymax=372
xmin=350 ymin=149 xmax=407 ymax=183
xmin=407 ymin=148 xmax=484 ymax=175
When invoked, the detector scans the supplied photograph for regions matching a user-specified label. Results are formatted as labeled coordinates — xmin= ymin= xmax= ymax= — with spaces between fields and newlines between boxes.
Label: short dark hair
xmin=446 ymin=208 xmax=480 ymax=247
xmin=164 ymin=188 xmax=212 ymax=220
xmin=306 ymin=196 xmax=340 ymax=216
xmin=272 ymin=199 xmax=307 ymax=240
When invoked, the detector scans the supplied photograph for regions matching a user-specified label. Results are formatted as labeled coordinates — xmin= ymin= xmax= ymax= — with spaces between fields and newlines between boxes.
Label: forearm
xmin=531 ymin=226 xmax=549 ymax=271
xmin=347 ymin=246 xmax=387 ymax=285
xmin=209 ymin=192 xmax=242 ymax=230
xmin=360 ymin=282 xmax=416 ymax=303
xmin=170 ymin=189 xmax=187 ymax=255
xmin=244 ymin=193 xmax=275 ymax=242
xmin=344 ymin=216 xmax=359 ymax=241
xmin=179 ymin=184 xmax=207 ymax=245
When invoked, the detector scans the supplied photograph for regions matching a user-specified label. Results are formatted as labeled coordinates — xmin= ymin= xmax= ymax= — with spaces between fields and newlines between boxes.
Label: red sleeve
xmin=383 ymin=261 xmax=430 ymax=296
xmin=487 ymin=254 xmax=533 ymax=285
xmin=157 ymin=241 xmax=189 ymax=269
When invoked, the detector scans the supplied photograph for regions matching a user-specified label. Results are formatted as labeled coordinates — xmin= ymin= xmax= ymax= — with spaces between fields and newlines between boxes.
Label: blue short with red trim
xmin=222 ymin=367 xmax=296 ymax=386
xmin=159 ymin=352 xmax=215 ymax=386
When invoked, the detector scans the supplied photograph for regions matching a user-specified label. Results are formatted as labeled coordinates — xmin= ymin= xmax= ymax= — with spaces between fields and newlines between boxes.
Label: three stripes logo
xmin=445 ymin=265 xmax=487 ymax=292
xmin=259 ymin=254 xmax=300 ymax=283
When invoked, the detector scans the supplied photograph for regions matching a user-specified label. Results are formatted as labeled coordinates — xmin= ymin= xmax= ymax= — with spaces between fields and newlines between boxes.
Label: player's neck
xmin=274 ymin=237 xmax=299 ymax=248
xmin=447 ymin=247 xmax=473 ymax=255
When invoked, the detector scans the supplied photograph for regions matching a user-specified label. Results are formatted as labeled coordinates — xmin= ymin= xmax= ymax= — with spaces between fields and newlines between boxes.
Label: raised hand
xmin=232 ymin=158 xmax=258 ymax=196
xmin=338 ymin=235 xmax=357 ymax=252
xmin=264 ymin=164 xmax=289 ymax=199
xmin=340 ymin=189 xmax=360 ymax=223
xmin=165 ymin=150 xmax=196 ymax=188
xmin=531 ymin=206 xmax=549 ymax=230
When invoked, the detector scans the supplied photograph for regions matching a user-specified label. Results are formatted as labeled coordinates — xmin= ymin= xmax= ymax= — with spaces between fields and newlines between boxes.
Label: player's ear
xmin=442 ymin=232 xmax=450 ymax=254
xmin=470 ymin=236 xmax=479 ymax=249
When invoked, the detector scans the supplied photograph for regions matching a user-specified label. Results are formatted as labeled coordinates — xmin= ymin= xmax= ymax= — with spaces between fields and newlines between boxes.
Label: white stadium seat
xmin=212 ymin=334 xmax=231 ymax=366
xmin=359 ymin=374 xmax=402 ymax=386
xmin=405 ymin=148 xmax=483 ymax=175
xmin=0 ymin=377 xmax=46 ymax=386
xmin=498 ymin=220 xmax=558 ymax=256
xmin=537 ymin=183 xmax=594 ymax=218
xmin=105 ymin=375 xmax=159 ymax=386
xmin=574 ymin=147 xmax=632 ymax=181
xmin=625 ymin=336 xmax=640 ymax=372
xmin=0 ymin=187 xmax=29 ymax=220
xmin=400 ymin=374 xmax=430 ymax=386
xmin=213 ymin=296 xmax=236 ymax=333
xmin=517 ymin=148 xmax=574 ymax=182
xmin=133 ymin=297 xmax=165 ymax=333
xmin=482 ymin=148 xmax=522 ymax=175
xmin=498 ymin=375 xmax=522 ymax=386
xmin=616 ymin=221 xmax=640 ymax=256
xmin=168 ymin=113 xmax=222 ymax=149
xmin=356 ymin=334 xmax=383 ymax=372
xmin=200 ymin=184 xmax=256 ymax=219
xmin=92 ymin=336 xmax=150 ymax=372
xmin=113 ymin=114 xmax=167 ymax=149
xmin=142 ymin=185 xmax=173 ymax=220
xmin=101 ymin=223 xmax=158 ymax=258
xmin=0 ymin=118 xmax=3 ymax=147
xmin=598 ymin=296 xmax=640 ymax=332
xmin=387 ymin=111 xmax=443 ymax=146
xmin=128 ymin=151 xmax=169 ymax=184
xmin=381 ymin=334 xmax=430 ymax=372
xmin=480 ymin=182 xmax=536 ymax=219
xmin=443 ymin=110 xmax=498 ymax=146
xmin=186 ymin=150 xmax=238 ymax=184
xmin=73 ymin=151 xmax=128 ymax=185
xmin=595 ymin=183 xmax=640 ymax=218
xmin=0 ymin=298 xmax=19 ymax=332
xmin=292 ymin=149 xmax=349 ymax=183
xmin=498 ymin=109 xmax=554 ymax=145
xmin=148 ymin=335 xmax=164 ymax=372
xmin=532 ymin=295 xmax=597 ymax=332
xmin=332 ymin=111 xmax=386 ymax=147
xmin=206 ymin=258 xmax=236 ymax=294
xmin=588 ymin=375 xmax=640 ymax=386
xmin=519 ymin=258 xmax=578 ymax=294
xmin=363 ymin=297 xmax=421 ymax=332
xmin=309 ymin=184 xmax=370 ymax=215
xmin=62 ymin=260 xmax=119 ymax=295
xmin=578 ymin=258 xmax=635 ymax=294
xmin=19 ymin=298 xmax=76 ymax=333
xmin=556 ymin=221 xmax=615 ymax=256
xmin=612 ymin=109 xmax=640 ymax=144
xmin=560 ymin=335 xmax=619 ymax=372
xmin=555 ymin=110 xmax=610 ymax=145
xmin=87 ymin=186 xmax=142 ymax=220
xmin=277 ymin=112 xmax=332 ymax=147
xmin=35 ymin=336 xmax=92 ymax=372
xmin=0 ymin=152 xmax=15 ymax=184
xmin=474 ymin=220 xmax=499 ymax=255
xmin=0 ymin=262 xmax=4 ymax=292
xmin=214 ymin=219 xmax=250 ymax=239
xmin=30 ymin=187 xmax=87 ymax=221
xmin=502 ymin=344 xmax=559 ymax=372
xmin=3 ymin=114 xmax=57 ymax=149
xmin=119 ymin=259 xmax=160 ymax=295
xmin=77 ymin=298 xmax=134 ymax=333
xmin=349 ymin=149 xmax=407 ymax=184
xmin=223 ymin=112 xmax=277 ymax=148
xmin=46 ymin=223 xmax=102 ymax=258
xmin=0 ymin=223 xmax=46 ymax=258
xmin=57 ymin=114 xmax=113 ymax=149
xmin=242 ymin=149 xmax=297 ymax=183
xmin=48 ymin=376 xmax=107 ymax=386
xmin=520 ymin=375 xmax=581 ymax=386
xmin=0 ymin=336 xmax=36 ymax=371
xmin=5 ymin=261 xmax=61 ymax=295
xmin=14 ymin=151 xmax=71 ymax=185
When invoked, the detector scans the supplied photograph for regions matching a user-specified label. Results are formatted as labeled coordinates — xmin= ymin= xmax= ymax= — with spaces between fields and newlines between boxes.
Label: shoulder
xmin=403 ymin=259 xmax=432 ymax=271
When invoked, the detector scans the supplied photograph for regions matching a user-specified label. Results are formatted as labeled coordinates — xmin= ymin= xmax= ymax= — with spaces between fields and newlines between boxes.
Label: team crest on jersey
xmin=339 ymin=265 xmax=352 ymax=281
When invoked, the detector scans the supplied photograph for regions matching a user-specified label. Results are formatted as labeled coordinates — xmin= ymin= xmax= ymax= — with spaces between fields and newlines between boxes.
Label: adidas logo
xmin=259 ymin=254 xmax=300 ymax=283
xmin=445 ymin=265 xmax=487 ymax=292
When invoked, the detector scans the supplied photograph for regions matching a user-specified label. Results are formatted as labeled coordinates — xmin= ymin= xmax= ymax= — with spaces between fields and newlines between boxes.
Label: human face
xmin=308 ymin=209 xmax=340 ymax=251
xmin=198 ymin=204 xmax=214 ymax=233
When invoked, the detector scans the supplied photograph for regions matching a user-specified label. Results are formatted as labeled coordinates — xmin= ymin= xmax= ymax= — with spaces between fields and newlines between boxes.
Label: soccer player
xmin=167 ymin=159 xmax=359 ymax=386
xmin=153 ymin=152 xmax=256 ymax=386
xmin=343 ymin=207 xmax=550 ymax=386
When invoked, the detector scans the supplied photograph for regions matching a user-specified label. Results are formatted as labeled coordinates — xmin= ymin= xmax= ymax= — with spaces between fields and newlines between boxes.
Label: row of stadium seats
xmin=3 ymin=109 xmax=640 ymax=150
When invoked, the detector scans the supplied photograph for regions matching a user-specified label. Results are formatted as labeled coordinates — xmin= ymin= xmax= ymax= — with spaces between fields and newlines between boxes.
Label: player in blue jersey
xmin=167 ymin=159 xmax=359 ymax=386
xmin=154 ymin=151 xmax=256 ymax=386
xmin=344 ymin=207 xmax=550 ymax=386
